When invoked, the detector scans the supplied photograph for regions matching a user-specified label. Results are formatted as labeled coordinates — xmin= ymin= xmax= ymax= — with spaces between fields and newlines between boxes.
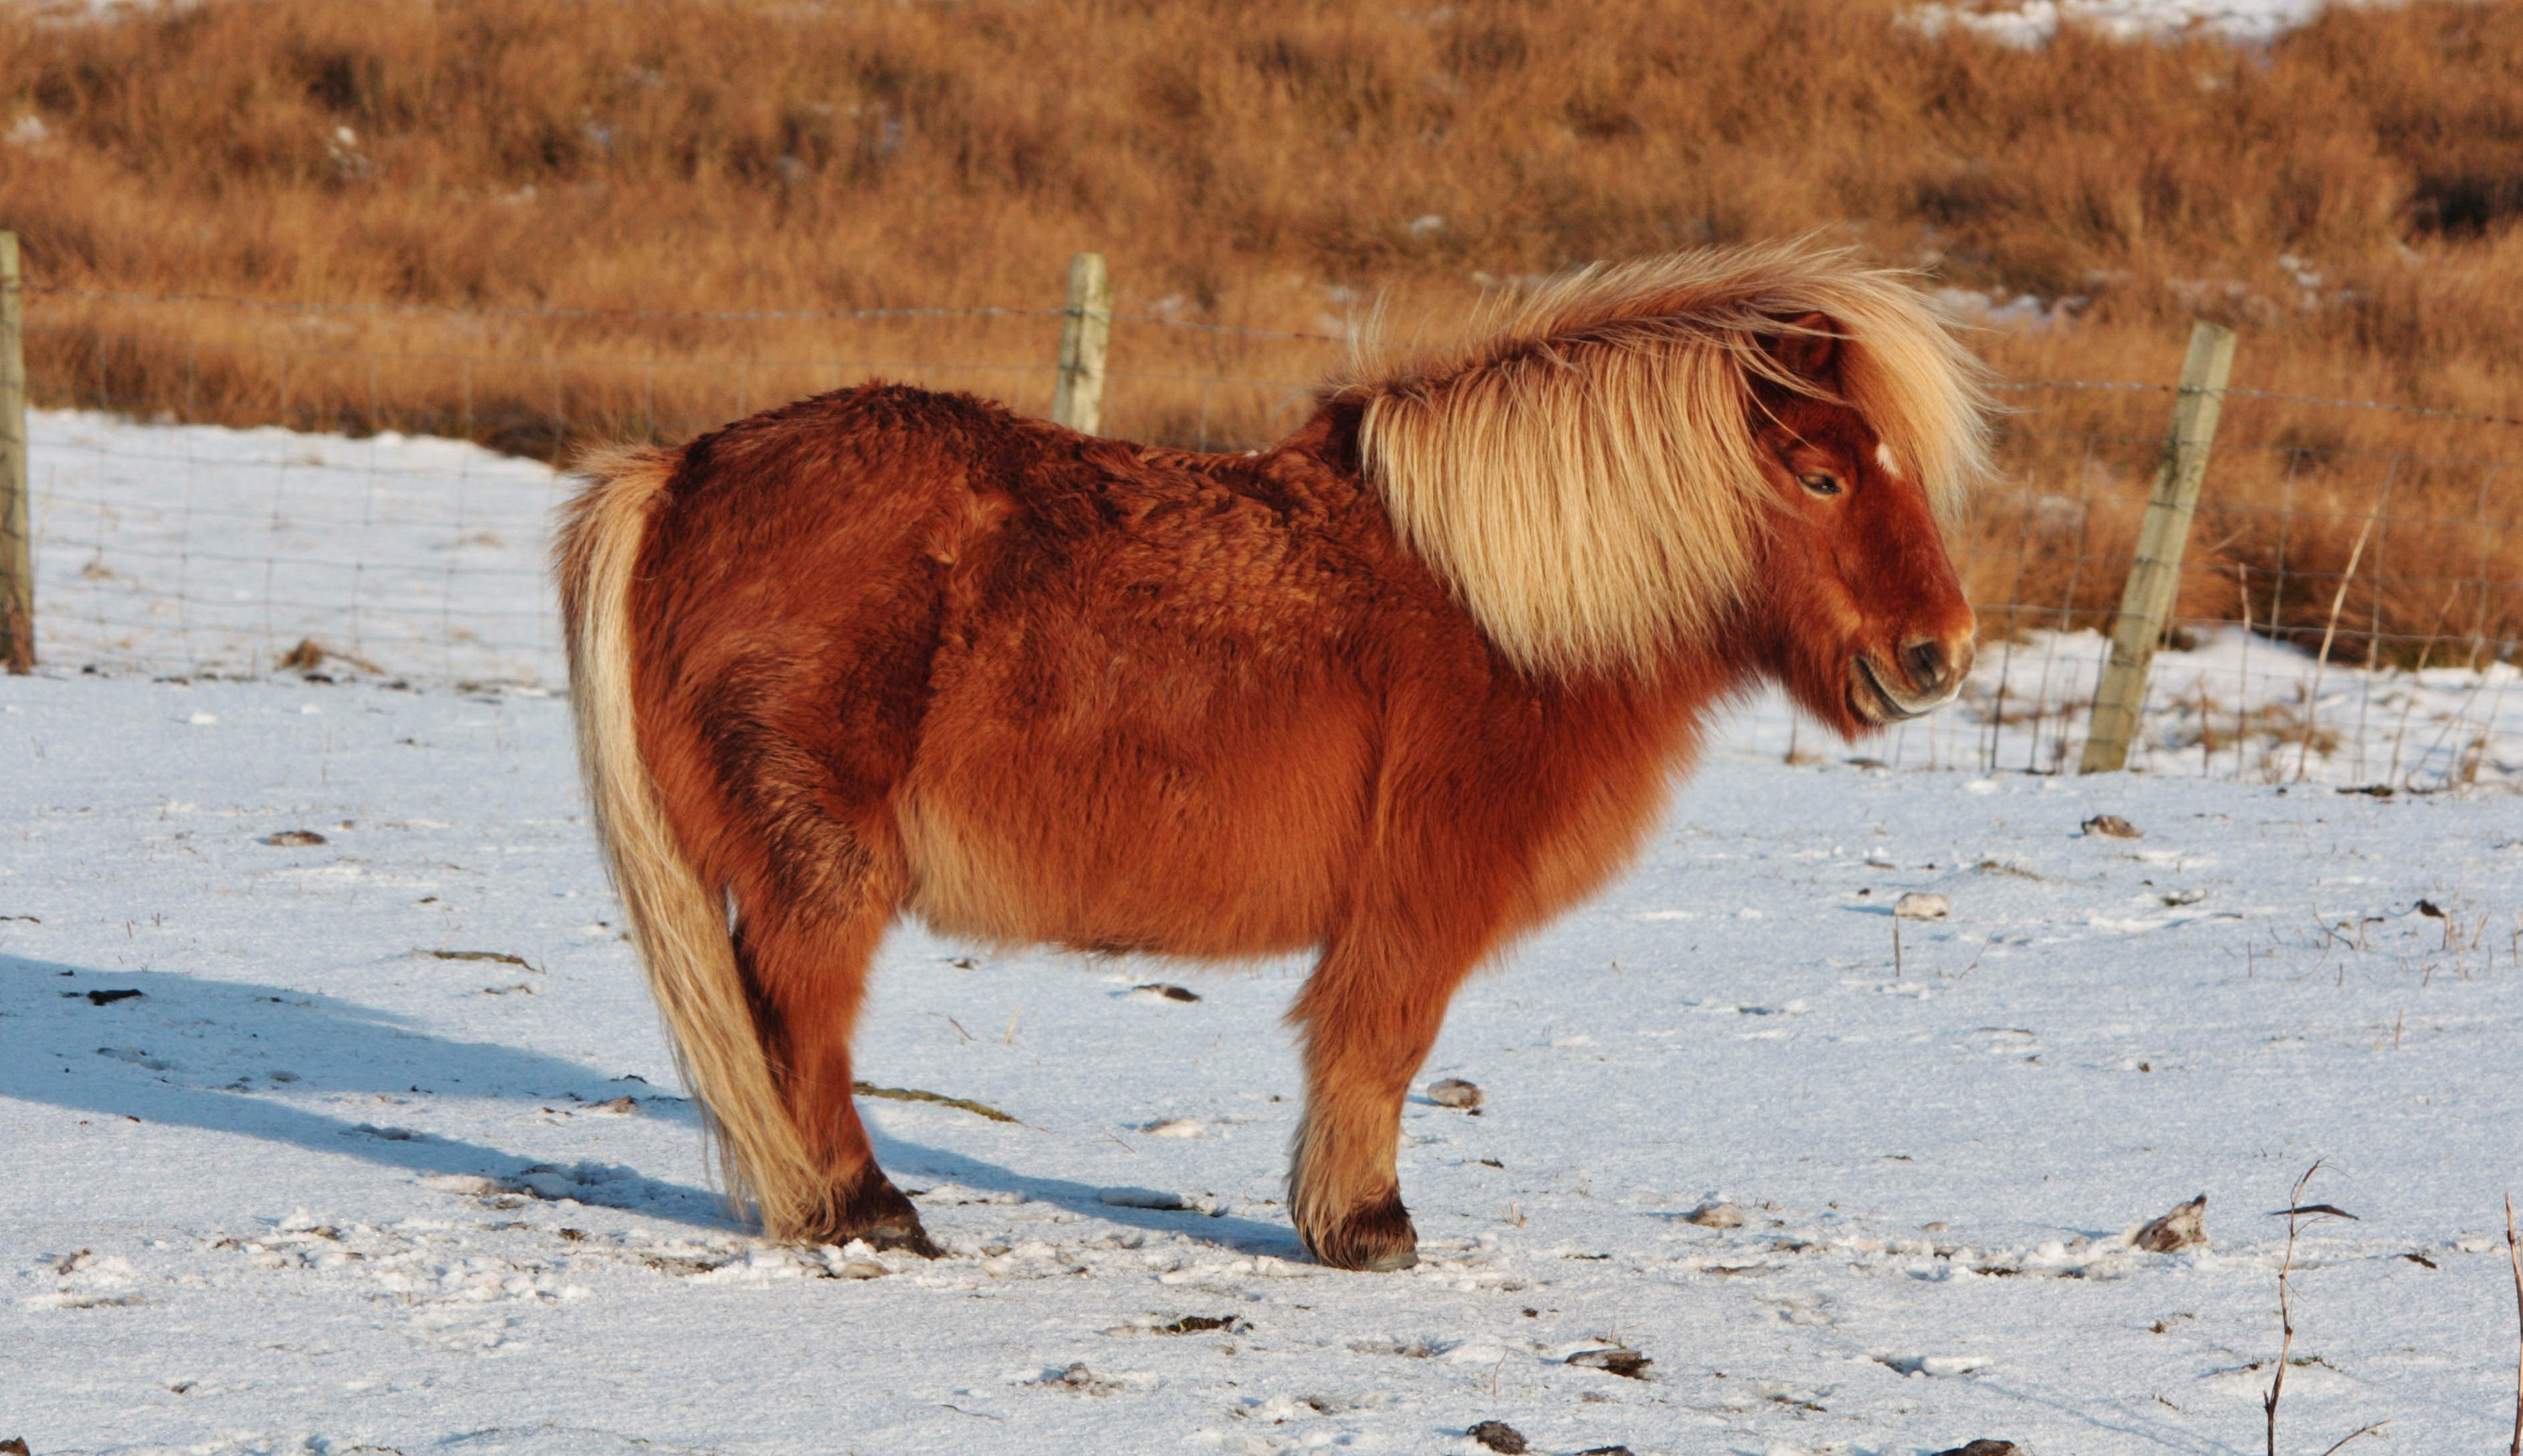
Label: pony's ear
xmin=1762 ymin=313 xmax=1840 ymax=386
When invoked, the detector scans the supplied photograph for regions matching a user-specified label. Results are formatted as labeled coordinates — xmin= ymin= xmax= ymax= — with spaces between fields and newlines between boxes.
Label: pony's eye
xmin=1797 ymin=471 xmax=1842 ymax=497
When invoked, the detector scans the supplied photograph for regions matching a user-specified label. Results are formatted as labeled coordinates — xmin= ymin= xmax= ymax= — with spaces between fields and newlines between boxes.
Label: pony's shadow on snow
xmin=1 ymin=954 xmax=730 ymax=1228
xmin=865 ymin=1127 xmax=1307 ymax=1259
xmin=2 ymin=953 xmax=1307 ymax=1258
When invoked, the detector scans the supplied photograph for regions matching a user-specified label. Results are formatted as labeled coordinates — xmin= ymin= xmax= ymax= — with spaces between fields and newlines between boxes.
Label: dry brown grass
xmin=2 ymin=0 xmax=2519 ymax=653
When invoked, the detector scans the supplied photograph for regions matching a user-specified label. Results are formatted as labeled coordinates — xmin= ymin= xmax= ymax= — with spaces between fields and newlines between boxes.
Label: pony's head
xmin=1743 ymin=317 xmax=1979 ymax=735
xmin=1337 ymin=239 xmax=1993 ymax=729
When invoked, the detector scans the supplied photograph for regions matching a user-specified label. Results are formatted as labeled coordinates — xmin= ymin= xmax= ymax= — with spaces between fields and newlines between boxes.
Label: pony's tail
xmin=554 ymin=448 xmax=822 ymax=1237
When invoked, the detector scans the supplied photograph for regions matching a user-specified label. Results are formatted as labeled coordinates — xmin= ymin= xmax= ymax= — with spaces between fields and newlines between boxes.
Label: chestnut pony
xmin=556 ymin=242 xmax=1991 ymax=1271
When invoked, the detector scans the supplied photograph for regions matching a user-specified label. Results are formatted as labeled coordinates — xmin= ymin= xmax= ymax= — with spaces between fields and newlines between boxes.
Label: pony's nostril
xmin=1902 ymin=638 xmax=1945 ymax=691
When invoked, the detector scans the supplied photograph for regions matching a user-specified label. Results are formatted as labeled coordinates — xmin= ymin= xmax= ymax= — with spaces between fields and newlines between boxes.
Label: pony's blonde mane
xmin=1333 ymin=240 xmax=1994 ymax=677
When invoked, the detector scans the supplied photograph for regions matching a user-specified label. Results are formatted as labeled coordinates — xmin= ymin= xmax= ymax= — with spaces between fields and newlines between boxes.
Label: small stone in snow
xmin=1566 ymin=1346 xmax=1653 ymax=1378
xmin=594 ymin=1096 xmax=637 ymax=1115
xmin=2132 ymin=1192 xmax=2207 ymax=1252
xmin=1140 ymin=1118 xmax=1203 ymax=1138
xmin=2082 ymin=814 xmax=2141 ymax=839
xmin=1932 ymin=1443 xmax=2021 ymax=1456
xmin=1574 ymin=1448 xmax=1636 ymax=1456
xmin=1894 ymin=892 xmax=1951 ymax=920
xmin=1031 ymin=1361 xmax=1119 ymax=1394
xmin=1428 ymin=1077 xmax=1483 ymax=1110
xmin=1682 ymin=1201 xmax=1745 ymax=1229
xmin=1132 ymin=983 xmax=1200 ymax=1002
xmin=1468 ymin=1420 xmax=1529 ymax=1453
xmin=517 ymin=1169 xmax=580 ymax=1199
xmin=260 ymin=830 xmax=328 ymax=847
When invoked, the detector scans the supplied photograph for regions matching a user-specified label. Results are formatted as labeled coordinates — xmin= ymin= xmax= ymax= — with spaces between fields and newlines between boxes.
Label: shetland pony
xmin=556 ymin=241 xmax=1993 ymax=1271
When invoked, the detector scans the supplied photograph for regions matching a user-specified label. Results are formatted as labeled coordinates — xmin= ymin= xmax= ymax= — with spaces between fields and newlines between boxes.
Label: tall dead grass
xmin=1 ymin=0 xmax=2519 ymax=652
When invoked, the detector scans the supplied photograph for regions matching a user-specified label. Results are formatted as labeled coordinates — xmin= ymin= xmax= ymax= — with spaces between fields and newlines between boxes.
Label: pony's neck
xmin=1650 ymin=599 xmax=1775 ymax=717
xmin=1272 ymin=399 xmax=1366 ymax=475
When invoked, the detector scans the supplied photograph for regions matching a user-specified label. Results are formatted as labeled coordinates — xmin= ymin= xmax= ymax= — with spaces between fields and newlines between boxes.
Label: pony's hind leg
xmin=730 ymin=884 xmax=939 ymax=1256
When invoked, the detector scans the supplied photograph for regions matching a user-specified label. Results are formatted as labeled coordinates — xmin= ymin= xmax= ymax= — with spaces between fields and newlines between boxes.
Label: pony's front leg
xmin=1286 ymin=914 xmax=1487 ymax=1271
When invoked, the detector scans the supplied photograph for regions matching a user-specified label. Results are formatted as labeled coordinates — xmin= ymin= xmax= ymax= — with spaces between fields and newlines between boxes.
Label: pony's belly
xmin=895 ymin=705 xmax=1376 ymax=959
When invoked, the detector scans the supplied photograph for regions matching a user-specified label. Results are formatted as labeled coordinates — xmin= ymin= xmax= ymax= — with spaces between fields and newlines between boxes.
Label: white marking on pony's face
xmin=1874 ymin=442 xmax=1903 ymax=479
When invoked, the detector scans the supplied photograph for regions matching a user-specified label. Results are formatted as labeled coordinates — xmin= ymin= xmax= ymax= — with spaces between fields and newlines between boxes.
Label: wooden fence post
xmin=1049 ymin=251 xmax=1111 ymax=435
xmin=0 ymin=230 xmax=30 ymax=675
xmin=2078 ymin=320 xmax=2238 ymax=773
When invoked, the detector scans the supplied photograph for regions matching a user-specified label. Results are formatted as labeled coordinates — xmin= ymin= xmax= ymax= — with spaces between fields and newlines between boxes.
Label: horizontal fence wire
xmin=1992 ymin=378 xmax=2523 ymax=430
xmin=11 ymin=297 xmax=2520 ymax=790
xmin=25 ymin=282 xmax=1351 ymax=340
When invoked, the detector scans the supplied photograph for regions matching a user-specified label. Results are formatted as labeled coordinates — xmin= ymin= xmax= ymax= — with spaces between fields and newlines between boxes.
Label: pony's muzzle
xmin=1855 ymin=632 xmax=1974 ymax=721
xmin=1898 ymin=631 xmax=1975 ymax=703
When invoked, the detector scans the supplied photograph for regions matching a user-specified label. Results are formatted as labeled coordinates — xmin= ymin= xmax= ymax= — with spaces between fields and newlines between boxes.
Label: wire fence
xmin=14 ymin=290 xmax=2522 ymax=790
xmin=1936 ymin=379 xmax=2522 ymax=790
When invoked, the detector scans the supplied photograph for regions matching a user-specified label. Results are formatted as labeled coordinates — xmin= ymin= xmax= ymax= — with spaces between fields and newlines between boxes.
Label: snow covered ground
xmin=7 ymin=410 xmax=2523 ymax=1456
xmin=25 ymin=411 xmax=563 ymax=689
xmin=1903 ymin=0 xmax=2337 ymax=47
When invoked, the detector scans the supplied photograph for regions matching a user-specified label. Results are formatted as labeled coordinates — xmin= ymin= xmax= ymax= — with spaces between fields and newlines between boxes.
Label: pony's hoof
xmin=1352 ymin=1241 xmax=1420 ymax=1273
xmin=1304 ymin=1189 xmax=1419 ymax=1271
xmin=810 ymin=1163 xmax=944 ymax=1258
xmin=863 ymin=1224 xmax=944 ymax=1259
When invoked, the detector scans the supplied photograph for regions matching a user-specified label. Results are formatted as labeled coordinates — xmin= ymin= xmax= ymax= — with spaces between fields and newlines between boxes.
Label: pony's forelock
xmin=1331 ymin=241 xmax=1995 ymax=677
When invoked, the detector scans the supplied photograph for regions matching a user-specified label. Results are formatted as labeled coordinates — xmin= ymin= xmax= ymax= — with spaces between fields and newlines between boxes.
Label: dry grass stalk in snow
xmin=2263 ymin=1162 xmax=2381 ymax=1456
xmin=2507 ymin=1193 xmax=2521 ymax=1456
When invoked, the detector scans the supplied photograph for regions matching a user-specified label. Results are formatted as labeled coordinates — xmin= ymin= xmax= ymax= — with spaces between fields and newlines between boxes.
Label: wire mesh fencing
xmin=1748 ymin=380 xmax=2523 ymax=790
xmin=14 ymin=289 xmax=2522 ymax=790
